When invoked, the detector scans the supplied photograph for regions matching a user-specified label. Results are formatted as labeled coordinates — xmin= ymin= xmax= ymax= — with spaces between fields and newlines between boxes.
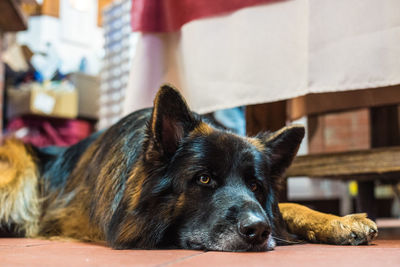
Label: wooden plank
xmin=286 ymin=146 xmax=400 ymax=178
xmin=287 ymin=85 xmax=400 ymax=121
xmin=0 ymin=0 xmax=27 ymax=32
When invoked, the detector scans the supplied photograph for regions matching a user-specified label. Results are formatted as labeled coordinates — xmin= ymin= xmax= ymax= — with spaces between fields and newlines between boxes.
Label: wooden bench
xmin=287 ymin=146 xmax=400 ymax=181
xmin=286 ymin=146 xmax=400 ymax=220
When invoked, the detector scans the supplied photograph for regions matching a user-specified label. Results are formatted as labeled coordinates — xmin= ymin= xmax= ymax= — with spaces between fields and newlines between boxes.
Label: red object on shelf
xmin=131 ymin=0 xmax=276 ymax=32
xmin=6 ymin=116 xmax=94 ymax=147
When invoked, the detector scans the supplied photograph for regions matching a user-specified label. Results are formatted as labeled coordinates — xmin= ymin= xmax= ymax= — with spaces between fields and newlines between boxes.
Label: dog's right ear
xmin=260 ymin=125 xmax=305 ymax=179
xmin=147 ymin=84 xmax=198 ymax=159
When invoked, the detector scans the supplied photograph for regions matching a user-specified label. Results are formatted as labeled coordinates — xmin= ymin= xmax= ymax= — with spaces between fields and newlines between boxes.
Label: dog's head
xmin=144 ymin=85 xmax=304 ymax=251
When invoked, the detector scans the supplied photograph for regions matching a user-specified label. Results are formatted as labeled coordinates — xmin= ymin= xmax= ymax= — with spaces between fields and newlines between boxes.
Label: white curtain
xmin=124 ymin=0 xmax=400 ymax=115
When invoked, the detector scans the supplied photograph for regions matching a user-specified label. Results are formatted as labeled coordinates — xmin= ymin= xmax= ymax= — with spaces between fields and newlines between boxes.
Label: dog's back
xmin=0 ymin=108 xmax=152 ymax=240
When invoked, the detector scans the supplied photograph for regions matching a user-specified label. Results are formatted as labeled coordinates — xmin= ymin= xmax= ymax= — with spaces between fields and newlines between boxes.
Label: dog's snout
xmin=238 ymin=214 xmax=270 ymax=245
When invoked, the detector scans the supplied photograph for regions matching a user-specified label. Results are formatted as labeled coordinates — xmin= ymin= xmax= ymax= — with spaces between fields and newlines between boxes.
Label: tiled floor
xmin=1 ymin=226 xmax=400 ymax=267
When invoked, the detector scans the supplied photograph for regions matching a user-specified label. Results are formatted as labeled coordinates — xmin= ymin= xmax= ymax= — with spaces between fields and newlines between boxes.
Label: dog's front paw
xmin=330 ymin=213 xmax=378 ymax=245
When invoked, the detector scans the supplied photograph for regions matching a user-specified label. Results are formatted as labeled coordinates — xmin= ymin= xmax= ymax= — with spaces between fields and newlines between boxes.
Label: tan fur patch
xmin=246 ymin=137 xmax=265 ymax=151
xmin=279 ymin=203 xmax=378 ymax=245
xmin=40 ymin=200 xmax=104 ymax=242
xmin=115 ymin=220 xmax=140 ymax=244
xmin=279 ymin=203 xmax=336 ymax=243
xmin=38 ymin=140 xmax=106 ymax=240
xmin=167 ymin=193 xmax=186 ymax=219
xmin=190 ymin=122 xmax=214 ymax=136
xmin=0 ymin=139 xmax=40 ymax=236
xmin=176 ymin=194 xmax=185 ymax=209
xmin=127 ymin=165 xmax=146 ymax=212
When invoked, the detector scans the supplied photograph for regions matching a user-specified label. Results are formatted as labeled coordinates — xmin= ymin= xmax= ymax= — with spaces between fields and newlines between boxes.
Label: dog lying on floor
xmin=0 ymin=85 xmax=377 ymax=251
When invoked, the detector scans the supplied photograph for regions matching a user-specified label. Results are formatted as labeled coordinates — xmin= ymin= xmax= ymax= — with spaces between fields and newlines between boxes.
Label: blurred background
xmin=0 ymin=0 xmax=400 ymax=225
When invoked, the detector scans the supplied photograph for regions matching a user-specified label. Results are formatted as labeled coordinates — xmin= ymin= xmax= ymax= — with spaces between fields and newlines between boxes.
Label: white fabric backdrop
xmin=124 ymin=0 xmax=400 ymax=115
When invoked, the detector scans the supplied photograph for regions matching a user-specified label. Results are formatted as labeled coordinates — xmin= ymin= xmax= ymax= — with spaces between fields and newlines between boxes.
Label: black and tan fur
xmin=0 ymin=85 xmax=377 ymax=251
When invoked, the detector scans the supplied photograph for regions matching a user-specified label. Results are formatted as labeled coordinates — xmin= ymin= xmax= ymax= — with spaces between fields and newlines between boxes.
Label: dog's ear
xmin=148 ymin=84 xmax=198 ymax=157
xmin=262 ymin=125 xmax=305 ymax=179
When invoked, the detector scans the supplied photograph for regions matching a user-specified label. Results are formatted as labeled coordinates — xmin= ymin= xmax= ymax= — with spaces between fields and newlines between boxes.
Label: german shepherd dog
xmin=0 ymin=85 xmax=377 ymax=251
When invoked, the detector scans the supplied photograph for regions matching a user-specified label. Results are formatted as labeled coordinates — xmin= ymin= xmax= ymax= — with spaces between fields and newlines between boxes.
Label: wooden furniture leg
xmin=246 ymin=101 xmax=288 ymax=201
xmin=356 ymin=181 xmax=377 ymax=221
xmin=356 ymin=106 xmax=400 ymax=220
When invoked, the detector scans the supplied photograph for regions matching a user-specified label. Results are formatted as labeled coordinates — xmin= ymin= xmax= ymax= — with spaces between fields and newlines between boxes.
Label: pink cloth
xmin=131 ymin=0 xmax=276 ymax=32
xmin=6 ymin=116 xmax=93 ymax=147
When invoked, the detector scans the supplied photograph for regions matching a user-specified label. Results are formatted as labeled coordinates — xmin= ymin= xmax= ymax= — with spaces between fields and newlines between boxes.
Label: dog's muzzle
xmin=238 ymin=211 xmax=271 ymax=246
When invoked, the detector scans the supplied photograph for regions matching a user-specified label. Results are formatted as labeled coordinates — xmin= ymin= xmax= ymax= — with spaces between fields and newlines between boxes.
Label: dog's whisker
xmin=271 ymin=235 xmax=305 ymax=244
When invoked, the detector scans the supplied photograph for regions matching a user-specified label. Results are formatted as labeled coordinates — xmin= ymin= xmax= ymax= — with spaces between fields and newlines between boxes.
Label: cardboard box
xmin=69 ymin=72 xmax=99 ymax=119
xmin=7 ymin=83 xmax=78 ymax=119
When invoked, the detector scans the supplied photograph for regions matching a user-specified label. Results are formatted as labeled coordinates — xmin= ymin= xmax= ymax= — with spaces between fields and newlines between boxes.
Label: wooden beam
xmin=286 ymin=146 xmax=400 ymax=179
xmin=0 ymin=0 xmax=27 ymax=32
xmin=287 ymin=85 xmax=400 ymax=121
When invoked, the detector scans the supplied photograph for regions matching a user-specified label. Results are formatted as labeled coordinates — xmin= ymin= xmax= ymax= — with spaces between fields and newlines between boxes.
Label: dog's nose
xmin=238 ymin=216 xmax=270 ymax=245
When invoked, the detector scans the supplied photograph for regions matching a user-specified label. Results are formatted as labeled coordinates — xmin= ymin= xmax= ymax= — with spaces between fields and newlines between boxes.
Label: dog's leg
xmin=278 ymin=203 xmax=378 ymax=245
xmin=0 ymin=139 xmax=40 ymax=237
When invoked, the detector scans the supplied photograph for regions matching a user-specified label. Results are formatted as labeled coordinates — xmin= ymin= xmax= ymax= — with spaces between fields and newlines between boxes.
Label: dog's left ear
xmin=262 ymin=125 xmax=305 ymax=178
xmin=148 ymin=84 xmax=198 ymax=158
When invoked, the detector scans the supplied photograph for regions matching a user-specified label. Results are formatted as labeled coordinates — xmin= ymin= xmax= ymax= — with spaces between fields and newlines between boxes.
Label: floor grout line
xmin=154 ymin=252 xmax=207 ymax=267
xmin=0 ymin=243 xmax=54 ymax=249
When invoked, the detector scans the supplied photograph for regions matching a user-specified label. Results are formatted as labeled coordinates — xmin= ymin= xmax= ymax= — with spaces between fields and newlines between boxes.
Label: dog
xmin=0 ymin=85 xmax=377 ymax=251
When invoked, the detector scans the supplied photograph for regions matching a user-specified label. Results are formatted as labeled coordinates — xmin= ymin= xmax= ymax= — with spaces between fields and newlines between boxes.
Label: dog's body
xmin=0 ymin=85 xmax=377 ymax=251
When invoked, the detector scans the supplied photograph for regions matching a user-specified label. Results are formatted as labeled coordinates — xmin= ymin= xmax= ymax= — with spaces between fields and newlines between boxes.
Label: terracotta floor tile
xmin=378 ymin=218 xmax=400 ymax=228
xmin=0 ymin=238 xmax=203 ymax=267
xmin=1 ymin=236 xmax=400 ymax=267
xmin=170 ymin=240 xmax=400 ymax=267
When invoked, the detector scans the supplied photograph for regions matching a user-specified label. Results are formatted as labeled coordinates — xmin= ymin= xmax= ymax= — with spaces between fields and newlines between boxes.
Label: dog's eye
xmin=198 ymin=175 xmax=211 ymax=184
xmin=249 ymin=181 xmax=258 ymax=192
